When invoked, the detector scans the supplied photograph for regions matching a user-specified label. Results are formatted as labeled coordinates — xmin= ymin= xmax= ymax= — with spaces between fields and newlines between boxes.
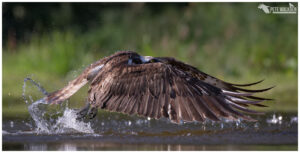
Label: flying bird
xmin=41 ymin=51 xmax=273 ymax=123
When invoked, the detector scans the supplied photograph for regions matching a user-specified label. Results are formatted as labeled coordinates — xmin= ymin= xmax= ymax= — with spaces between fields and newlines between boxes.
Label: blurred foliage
xmin=2 ymin=3 xmax=298 ymax=119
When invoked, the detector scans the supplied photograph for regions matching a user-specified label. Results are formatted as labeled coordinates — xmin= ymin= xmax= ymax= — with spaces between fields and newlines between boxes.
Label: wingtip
xmin=229 ymin=79 xmax=265 ymax=87
xmin=233 ymin=85 xmax=275 ymax=93
xmin=253 ymin=103 xmax=268 ymax=107
xmin=246 ymin=96 xmax=274 ymax=101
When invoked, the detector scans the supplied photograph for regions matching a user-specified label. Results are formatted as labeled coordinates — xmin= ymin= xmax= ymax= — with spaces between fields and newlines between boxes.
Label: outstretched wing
xmin=160 ymin=57 xmax=274 ymax=104
xmin=89 ymin=60 xmax=269 ymax=123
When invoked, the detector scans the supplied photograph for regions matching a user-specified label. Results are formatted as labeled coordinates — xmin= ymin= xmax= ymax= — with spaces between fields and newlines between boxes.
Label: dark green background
xmin=3 ymin=3 xmax=298 ymax=119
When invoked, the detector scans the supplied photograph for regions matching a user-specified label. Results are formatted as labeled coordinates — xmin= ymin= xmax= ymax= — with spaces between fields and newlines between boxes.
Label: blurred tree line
xmin=3 ymin=3 xmax=188 ymax=51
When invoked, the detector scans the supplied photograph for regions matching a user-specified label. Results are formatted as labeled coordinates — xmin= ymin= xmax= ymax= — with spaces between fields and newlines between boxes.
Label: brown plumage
xmin=43 ymin=51 xmax=273 ymax=123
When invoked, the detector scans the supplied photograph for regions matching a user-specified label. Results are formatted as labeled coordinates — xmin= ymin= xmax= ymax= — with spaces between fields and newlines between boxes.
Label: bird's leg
xmin=88 ymin=106 xmax=98 ymax=119
xmin=76 ymin=101 xmax=90 ymax=120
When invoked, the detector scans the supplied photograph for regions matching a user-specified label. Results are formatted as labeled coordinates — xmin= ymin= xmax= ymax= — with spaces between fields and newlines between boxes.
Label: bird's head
xmin=86 ymin=51 xmax=160 ymax=80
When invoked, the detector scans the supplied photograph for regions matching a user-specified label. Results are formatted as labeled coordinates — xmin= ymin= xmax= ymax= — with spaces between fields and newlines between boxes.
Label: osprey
xmin=42 ymin=51 xmax=273 ymax=123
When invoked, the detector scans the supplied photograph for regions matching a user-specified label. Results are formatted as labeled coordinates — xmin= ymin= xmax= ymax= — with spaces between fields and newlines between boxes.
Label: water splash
xmin=23 ymin=77 xmax=94 ymax=134
xmin=27 ymin=98 xmax=50 ymax=133
xmin=266 ymin=114 xmax=283 ymax=124
xmin=22 ymin=77 xmax=48 ymax=104
xmin=54 ymin=108 xmax=94 ymax=133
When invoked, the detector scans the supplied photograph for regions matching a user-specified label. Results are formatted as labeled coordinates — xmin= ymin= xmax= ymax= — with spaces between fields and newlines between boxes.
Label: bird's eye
xmin=132 ymin=58 xmax=142 ymax=64
xmin=150 ymin=59 xmax=157 ymax=63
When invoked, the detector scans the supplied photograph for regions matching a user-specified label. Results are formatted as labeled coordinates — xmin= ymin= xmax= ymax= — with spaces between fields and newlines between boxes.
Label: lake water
xmin=2 ymin=105 xmax=298 ymax=151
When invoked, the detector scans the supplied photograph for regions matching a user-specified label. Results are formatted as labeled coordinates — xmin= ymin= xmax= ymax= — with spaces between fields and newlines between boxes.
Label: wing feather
xmin=201 ymin=95 xmax=229 ymax=118
xmin=88 ymin=59 xmax=270 ymax=123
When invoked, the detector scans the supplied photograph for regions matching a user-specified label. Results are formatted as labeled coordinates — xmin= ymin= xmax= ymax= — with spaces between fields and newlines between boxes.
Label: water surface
xmin=3 ymin=110 xmax=298 ymax=151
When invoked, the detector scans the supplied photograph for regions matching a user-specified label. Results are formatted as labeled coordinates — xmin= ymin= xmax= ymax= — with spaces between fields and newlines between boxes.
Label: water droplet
xmin=235 ymin=120 xmax=240 ymax=127
xmin=220 ymin=123 xmax=224 ymax=129
xmin=290 ymin=116 xmax=298 ymax=124
xmin=10 ymin=121 xmax=14 ymax=128
xmin=179 ymin=120 xmax=184 ymax=125
xmin=131 ymin=131 xmax=137 ymax=135
xmin=254 ymin=122 xmax=259 ymax=130
xmin=266 ymin=114 xmax=283 ymax=124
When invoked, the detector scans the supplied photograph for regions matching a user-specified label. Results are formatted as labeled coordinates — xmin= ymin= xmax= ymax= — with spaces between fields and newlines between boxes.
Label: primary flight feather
xmin=41 ymin=51 xmax=273 ymax=123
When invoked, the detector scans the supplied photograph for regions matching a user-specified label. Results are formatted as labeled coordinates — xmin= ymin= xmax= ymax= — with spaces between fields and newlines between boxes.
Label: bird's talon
xmin=88 ymin=107 xmax=98 ymax=119
xmin=76 ymin=103 xmax=90 ymax=120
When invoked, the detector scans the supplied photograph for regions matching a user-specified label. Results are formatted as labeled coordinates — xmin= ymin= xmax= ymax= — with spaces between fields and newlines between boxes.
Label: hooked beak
xmin=140 ymin=56 xmax=161 ymax=63
xmin=140 ymin=56 xmax=153 ymax=63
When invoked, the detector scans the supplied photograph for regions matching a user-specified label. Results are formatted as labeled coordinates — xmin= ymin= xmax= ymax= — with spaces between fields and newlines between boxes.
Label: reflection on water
xmin=3 ymin=142 xmax=297 ymax=151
